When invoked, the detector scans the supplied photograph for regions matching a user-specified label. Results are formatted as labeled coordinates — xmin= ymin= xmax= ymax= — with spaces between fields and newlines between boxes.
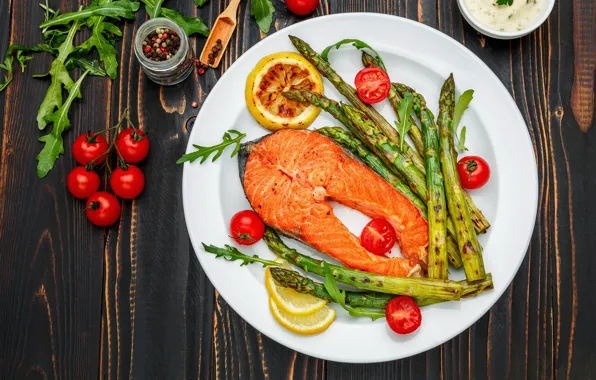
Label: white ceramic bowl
xmin=457 ymin=0 xmax=555 ymax=39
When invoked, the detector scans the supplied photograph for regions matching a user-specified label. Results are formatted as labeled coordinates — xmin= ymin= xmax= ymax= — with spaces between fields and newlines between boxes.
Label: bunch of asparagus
xmin=284 ymin=36 xmax=489 ymax=283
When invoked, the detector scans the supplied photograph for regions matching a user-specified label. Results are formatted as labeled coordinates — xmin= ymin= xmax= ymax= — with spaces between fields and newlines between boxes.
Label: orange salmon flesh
xmin=242 ymin=129 xmax=428 ymax=277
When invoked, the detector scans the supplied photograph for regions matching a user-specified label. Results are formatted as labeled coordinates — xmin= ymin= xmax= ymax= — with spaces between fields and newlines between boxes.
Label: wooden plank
xmin=0 ymin=0 xmax=107 ymax=378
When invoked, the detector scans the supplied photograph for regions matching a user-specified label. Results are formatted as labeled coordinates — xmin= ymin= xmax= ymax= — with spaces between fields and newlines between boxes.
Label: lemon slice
xmin=265 ymin=260 xmax=327 ymax=315
xmin=246 ymin=52 xmax=323 ymax=131
xmin=269 ymin=298 xmax=335 ymax=335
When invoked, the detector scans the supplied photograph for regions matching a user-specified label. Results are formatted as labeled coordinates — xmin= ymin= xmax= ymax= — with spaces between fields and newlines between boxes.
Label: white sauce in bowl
xmin=464 ymin=0 xmax=543 ymax=32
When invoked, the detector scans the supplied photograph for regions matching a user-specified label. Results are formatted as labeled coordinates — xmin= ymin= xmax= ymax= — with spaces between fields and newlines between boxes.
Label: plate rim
xmin=181 ymin=12 xmax=539 ymax=363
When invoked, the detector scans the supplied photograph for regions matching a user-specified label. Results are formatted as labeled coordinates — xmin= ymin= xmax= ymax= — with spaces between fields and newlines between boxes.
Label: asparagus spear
xmin=288 ymin=35 xmax=426 ymax=174
xmin=271 ymin=267 xmax=494 ymax=308
xmin=263 ymin=228 xmax=463 ymax=301
xmin=437 ymin=75 xmax=486 ymax=282
xmin=393 ymin=83 xmax=491 ymax=234
xmin=361 ymin=51 xmax=425 ymax=156
xmin=414 ymin=89 xmax=449 ymax=280
xmin=317 ymin=126 xmax=463 ymax=269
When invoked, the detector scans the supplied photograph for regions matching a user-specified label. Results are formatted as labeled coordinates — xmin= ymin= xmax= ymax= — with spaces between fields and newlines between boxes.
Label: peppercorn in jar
xmin=134 ymin=18 xmax=194 ymax=86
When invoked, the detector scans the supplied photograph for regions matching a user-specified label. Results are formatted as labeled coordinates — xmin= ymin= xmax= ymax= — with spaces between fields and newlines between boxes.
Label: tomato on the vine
xmin=457 ymin=156 xmax=490 ymax=190
xmin=360 ymin=218 xmax=397 ymax=255
xmin=286 ymin=0 xmax=319 ymax=15
xmin=67 ymin=166 xmax=100 ymax=199
xmin=110 ymin=164 xmax=145 ymax=199
xmin=116 ymin=128 xmax=150 ymax=164
xmin=354 ymin=67 xmax=391 ymax=104
xmin=386 ymin=296 xmax=422 ymax=335
xmin=73 ymin=132 xmax=109 ymax=165
xmin=230 ymin=210 xmax=265 ymax=245
xmin=86 ymin=192 xmax=121 ymax=227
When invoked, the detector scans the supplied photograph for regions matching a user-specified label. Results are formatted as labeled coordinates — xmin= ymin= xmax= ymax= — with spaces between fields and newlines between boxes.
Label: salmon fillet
xmin=241 ymin=129 xmax=428 ymax=277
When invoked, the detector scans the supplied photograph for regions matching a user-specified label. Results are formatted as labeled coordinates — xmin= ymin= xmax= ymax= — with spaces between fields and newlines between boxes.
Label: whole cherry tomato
xmin=286 ymin=0 xmax=320 ymax=15
xmin=72 ymin=132 xmax=109 ymax=165
xmin=354 ymin=67 xmax=391 ymax=104
xmin=67 ymin=166 xmax=100 ymax=199
xmin=457 ymin=156 xmax=490 ymax=190
xmin=360 ymin=218 xmax=397 ymax=255
xmin=386 ymin=296 xmax=422 ymax=335
xmin=110 ymin=165 xmax=145 ymax=199
xmin=116 ymin=128 xmax=150 ymax=164
xmin=230 ymin=210 xmax=265 ymax=245
xmin=86 ymin=192 xmax=121 ymax=227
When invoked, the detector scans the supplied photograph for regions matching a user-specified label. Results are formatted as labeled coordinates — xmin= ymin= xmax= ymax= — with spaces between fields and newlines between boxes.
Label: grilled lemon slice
xmin=246 ymin=52 xmax=323 ymax=131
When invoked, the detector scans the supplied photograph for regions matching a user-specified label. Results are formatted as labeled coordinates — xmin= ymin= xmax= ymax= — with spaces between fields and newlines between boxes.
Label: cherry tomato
xmin=230 ymin=210 xmax=265 ymax=245
xmin=385 ymin=296 xmax=422 ymax=335
xmin=116 ymin=128 xmax=150 ymax=164
xmin=457 ymin=156 xmax=490 ymax=190
xmin=67 ymin=166 xmax=100 ymax=199
xmin=286 ymin=0 xmax=319 ymax=15
xmin=72 ymin=132 xmax=109 ymax=165
xmin=86 ymin=192 xmax=121 ymax=227
xmin=110 ymin=165 xmax=145 ymax=199
xmin=360 ymin=218 xmax=397 ymax=255
xmin=354 ymin=67 xmax=391 ymax=104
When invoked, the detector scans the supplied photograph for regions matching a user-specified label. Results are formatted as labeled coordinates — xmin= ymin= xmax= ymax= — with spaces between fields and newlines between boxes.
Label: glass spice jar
xmin=134 ymin=18 xmax=194 ymax=86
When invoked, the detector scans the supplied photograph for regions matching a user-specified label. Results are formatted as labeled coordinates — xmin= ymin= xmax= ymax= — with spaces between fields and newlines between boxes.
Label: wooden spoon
xmin=199 ymin=0 xmax=242 ymax=68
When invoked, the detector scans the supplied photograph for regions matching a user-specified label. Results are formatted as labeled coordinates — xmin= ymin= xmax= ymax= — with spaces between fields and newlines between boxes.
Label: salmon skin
xmin=239 ymin=129 xmax=428 ymax=277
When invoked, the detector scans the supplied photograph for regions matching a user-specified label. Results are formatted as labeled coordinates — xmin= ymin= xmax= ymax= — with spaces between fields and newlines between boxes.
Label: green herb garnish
xmin=496 ymin=0 xmax=514 ymax=5
xmin=250 ymin=0 xmax=275 ymax=34
xmin=323 ymin=263 xmax=385 ymax=321
xmin=394 ymin=92 xmax=415 ymax=152
xmin=321 ymin=39 xmax=387 ymax=71
xmin=452 ymin=89 xmax=474 ymax=151
xmin=177 ymin=129 xmax=247 ymax=164
xmin=202 ymin=243 xmax=281 ymax=268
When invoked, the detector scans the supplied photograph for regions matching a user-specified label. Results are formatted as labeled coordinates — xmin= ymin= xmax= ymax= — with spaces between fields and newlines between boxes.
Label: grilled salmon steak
xmin=239 ymin=129 xmax=428 ymax=277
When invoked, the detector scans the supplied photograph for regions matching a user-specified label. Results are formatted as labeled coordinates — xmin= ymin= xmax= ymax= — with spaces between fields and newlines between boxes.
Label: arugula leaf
xmin=0 ymin=53 xmax=14 ymax=92
xmin=251 ymin=0 xmax=275 ymax=34
xmin=77 ymin=1 xmax=121 ymax=80
xmin=36 ymin=20 xmax=80 ymax=130
xmin=394 ymin=92 xmax=415 ymax=152
xmin=194 ymin=0 xmax=209 ymax=6
xmin=147 ymin=0 xmax=164 ymax=18
xmin=37 ymin=70 xmax=89 ymax=178
xmin=452 ymin=89 xmax=474 ymax=151
xmin=455 ymin=126 xmax=468 ymax=152
xmin=160 ymin=8 xmax=209 ymax=36
xmin=322 ymin=263 xmax=385 ymax=321
xmin=39 ymin=0 xmax=140 ymax=29
xmin=67 ymin=57 xmax=108 ymax=76
xmin=16 ymin=50 xmax=34 ymax=71
xmin=202 ymin=243 xmax=281 ymax=267
xmin=496 ymin=0 xmax=513 ymax=5
xmin=177 ymin=129 xmax=246 ymax=164
xmin=321 ymin=39 xmax=387 ymax=71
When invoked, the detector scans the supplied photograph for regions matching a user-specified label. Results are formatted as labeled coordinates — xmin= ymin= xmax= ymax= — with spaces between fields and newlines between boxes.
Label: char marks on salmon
xmin=240 ymin=129 xmax=428 ymax=277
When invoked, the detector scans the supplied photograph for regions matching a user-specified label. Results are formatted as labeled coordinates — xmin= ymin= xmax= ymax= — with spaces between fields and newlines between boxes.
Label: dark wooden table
xmin=1 ymin=0 xmax=595 ymax=379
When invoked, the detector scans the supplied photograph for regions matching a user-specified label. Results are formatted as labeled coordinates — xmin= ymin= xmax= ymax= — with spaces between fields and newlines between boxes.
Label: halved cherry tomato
xmin=386 ymin=296 xmax=422 ymax=335
xmin=457 ymin=156 xmax=490 ymax=190
xmin=360 ymin=218 xmax=397 ymax=255
xmin=230 ymin=210 xmax=265 ymax=245
xmin=116 ymin=128 xmax=150 ymax=164
xmin=67 ymin=166 xmax=100 ymax=199
xmin=73 ymin=132 xmax=109 ymax=165
xmin=286 ymin=0 xmax=319 ymax=15
xmin=354 ymin=67 xmax=391 ymax=104
xmin=86 ymin=192 xmax=121 ymax=227
xmin=110 ymin=165 xmax=145 ymax=199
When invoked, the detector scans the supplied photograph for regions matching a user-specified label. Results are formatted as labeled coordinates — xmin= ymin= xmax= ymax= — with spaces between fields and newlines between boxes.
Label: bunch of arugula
xmin=0 ymin=0 xmax=212 ymax=178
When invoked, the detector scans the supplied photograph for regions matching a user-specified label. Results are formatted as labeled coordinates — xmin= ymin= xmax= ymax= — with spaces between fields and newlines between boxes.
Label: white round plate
xmin=182 ymin=13 xmax=538 ymax=363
